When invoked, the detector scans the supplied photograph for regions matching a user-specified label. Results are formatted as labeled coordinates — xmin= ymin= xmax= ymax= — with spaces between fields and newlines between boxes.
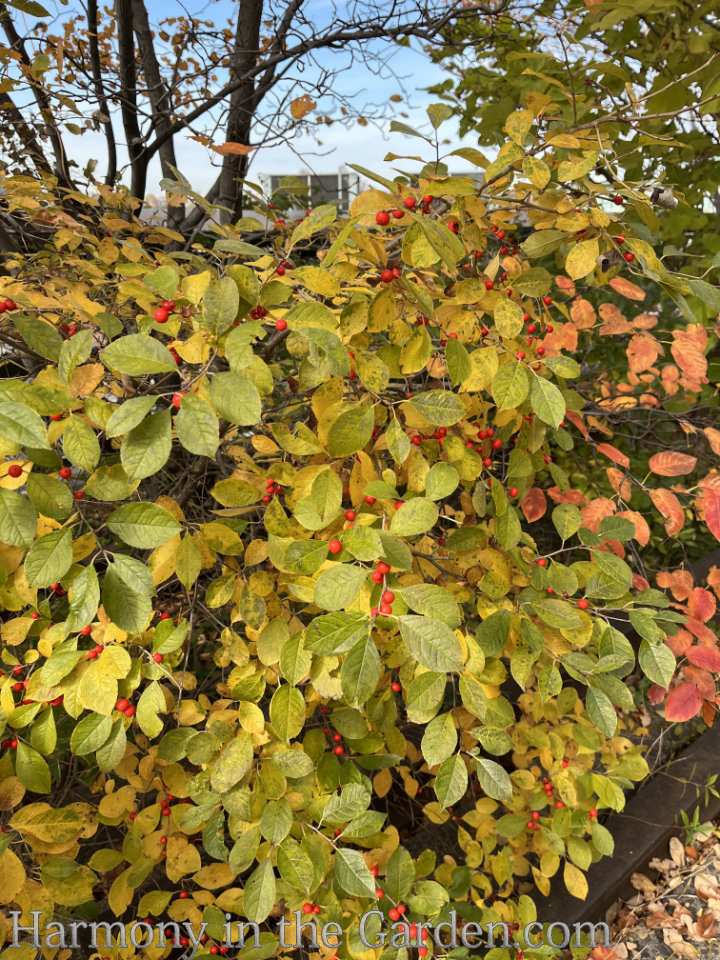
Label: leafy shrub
xmin=0 ymin=98 xmax=719 ymax=955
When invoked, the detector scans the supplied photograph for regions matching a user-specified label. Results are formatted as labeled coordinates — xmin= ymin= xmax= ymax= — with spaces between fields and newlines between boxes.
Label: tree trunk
xmin=217 ymin=0 xmax=264 ymax=223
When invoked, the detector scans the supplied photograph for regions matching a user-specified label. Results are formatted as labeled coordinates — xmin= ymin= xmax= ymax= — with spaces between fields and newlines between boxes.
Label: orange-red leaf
xmin=596 ymin=443 xmax=629 ymax=469
xmin=687 ymin=588 xmax=716 ymax=623
xmin=657 ymin=569 xmax=694 ymax=601
xmin=627 ymin=333 xmax=662 ymax=373
xmin=609 ymin=276 xmax=646 ymax=301
xmin=520 ymin=487 xmax=547 ymax=523
xmin=700 ymin=487 xmax=720 ymax=543
xmin=617 ymin=510 xmax=650 ymax=546
xmin=648 ymin=451 xmax=697 ymax=477
xmin=570 ymin=297 xmax=595 ymax=330
xmin=210 ymin=141 xmax=255 ymax=155
xmin=670 ymin=339 xmax=707 ymax=384
xmin=686 ymin=645 xmax=720 ymax=672
xmin=665 ymin=682 xmax=703 ymax=722
xmin=650 ymin=488 xmax=685 ymax=536
xmin=704 ymin=427 xmax=720 ymax=456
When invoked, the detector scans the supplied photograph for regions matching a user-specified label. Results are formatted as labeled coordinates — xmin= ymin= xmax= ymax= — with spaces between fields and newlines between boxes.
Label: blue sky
xmin=63 ymin=0 xmax=482 ymax=196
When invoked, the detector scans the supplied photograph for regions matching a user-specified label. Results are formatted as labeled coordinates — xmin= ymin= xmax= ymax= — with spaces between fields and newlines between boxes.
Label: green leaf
xmin=106 ymin=502 xmax=181 ymax=548
xmin=67 ymin=565 xmax=100 ymax=633
xmin=26 ymin=474 xmax=73 ymax=522
xmin=327 ymin=405 xmax=375 ymax=457
xmin=30 ymin=706 xmax=57 ymax=756
xmin=269 ymin=684 xmax=305 ymax=740
xmin=424 ymin=463 xmax=459 ymax=501
xmin=105 ymin=397 xmax=156 ymax=438
xmin=58 ymin=329 xmax=93 ymax=383
xmin=210 ymin=732 xmax=253 ymax=792
xmin=421 ymin=712 xmax=456 ymax=766
xmin=15 ymin=743 xmax=51 ymax=793
xmin=341 ymin=635 xmax=381 ymax=708
xmin=389 ymin=497 xmax=438 ymax=536
xmin=552 ymin=504 xmax=582 ymax=540
xmin=476 ymin=758 xmax=512 ymax=802
xmin=70 ymin=714 xmax=112 ymax=756
xmin=305 ymin=612 xmax=369 ymax=654
xmin=532 ymin=598 xmax=581 ymax=630
xmin=202 ymin=276 xmax=240 ymax=336
xmin=175 ymin=396 xmax=219 ymax=457
xmin=102 ymin=334 xmax=177 ymax=375
xmin=277 ymin=839 xmax=314 ymax=893
xmin=96 ymin=719 xmax=127 ymax=773
xmin=314 ymin=564 xmax=366 ymax=612
xmin=334 ymin=848 xmax=376 ymax=897
xmin=445 ymin=338 xmax=472 ymax=386
xmin=322 ymin=784 xmax=371 ymax=825
xmin=384 ymin=846 xmax=414 ymax=901
xmin=144 ymin=265 xmax=179 ymax=300
xmin=492 ymin=361 xmax=529 ymax=410
xmin=638 ymin=639 xmax=675 ymax=688
xmin=435 ymin=754 xmax=468 ymax=809
xmin=400 ymin=584 xmax=461 ymax=627
xmin=530 ymin=375 xmax=566 ymax=429
xmin=398 ymin=616 xmax=464 ymax=672
xmin=209 ymin=372 xmax=261 ymax=425
xmin=0 ymin=489 xmax=38 ymax=548
xmin=243 ymin=859 xmax=276 ymax=923
xmin=260 ymin=799 xmax=292 ymax=844
xmin=386 ymin=417 xmax=410 ymax=464
xmin=409 ymin=390 xmax=465 ymax=426
xmin=136 ymin=681 xmax=165 ymax=738
xmin=13 ymin=314 xmax=62 ymax=362
xmin=121 ymin=409 xmax=172 ymax=482
xmin=25 ymin=528 xmax=73 ymax=587
xmin=0 ymin=401 xmax=49 ymax=448
xmin=63 ymin=415 xmax=101 ymax=473
xmin=175 ymin=536 xmax=202 ymax=590
xmin=586 ymin=687 xmax=617 ymax=737
xmin=102 ymin=557 xmax=154 ymax=633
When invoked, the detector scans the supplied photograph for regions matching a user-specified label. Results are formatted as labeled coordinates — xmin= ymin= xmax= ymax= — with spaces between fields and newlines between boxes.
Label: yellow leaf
xmin=290 ymin=95 xmax=317 ymax=119
xmin=522 ymin=156 xmax=550 ymax=190
xmin=0 ymin=849 xmax=26 ymax=904
xmin=563 ymin=860 xmax=589 ymax=900
xmin=78 ymin=658 xmax=118 ymax=715
xmin=565 ymin=239 xmax=599 ymax=280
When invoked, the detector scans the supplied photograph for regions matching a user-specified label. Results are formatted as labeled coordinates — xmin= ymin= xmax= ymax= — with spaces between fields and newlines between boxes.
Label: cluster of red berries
xmin=116 ymin=698 xmax=136 ymax=717
xmin=262 ymin=477 xmax=283 ymax=503
xmin=276 ymin=259 xmax=291 ymax=277
xmin=302 ymin=902 xmax=322 ymax=915
xmin=380 ymin=267 xmax=402 ymax=283
xmin=375 ymin=197 xmax=432 ymax=225
xmin=86 ymin=643 xmax=103 ymax=660
xmin=322 ymin=728 xmax=345 ymax=756
xmin=1 ymin=738 xmax=18 ymax=750
xmin=0 ymin=298 xmax=17 ymax=313
xmin=153 ymin=299 xmax=176 ymax=324
xmin=49 ymin=581 xmax=66 ymax=596
xmin=250 ymin=305 xmax=268 ymax=320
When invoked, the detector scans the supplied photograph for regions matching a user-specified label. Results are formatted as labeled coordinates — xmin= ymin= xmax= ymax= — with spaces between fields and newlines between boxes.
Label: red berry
xmin=547 ymin=587 xmax=554 ymax=595
xmin=411 ymin=435 xmax=422 ymax=446
xmin=275 ymin=318 xmax=288 ymax=331
xmin=376 ymin=889 xmax=384 ymax=899
xmin=8 ymin=464 xmax=22 ymax=478
xmin=162 ymin=807 xmax=171 ymax=816
xmin=333 ymin=733 xmax=342 ymax=743
xmin=31 ymin=612 xmax=39 ymax=620
xmin=380 ymin=269 xmax=394 ymax=283
xmin=59 ymin=467 xmax=72 ymax=479
xmin=509 ymin=487 xmax=518 ymax=498
xmin=344 ymin=510 xmax=355 ymax=521
xmin=116 ymin=699 xmax=129 ymax=712
xmin=172 ymin=393 xmax=183 ymax=408
xmin=312 ymin=904 xmax=321 ymax=914
xmin=389 ymin=908 xmax=400 ymax=921
xmin=527 ymin=323 xmax=536 ymax=334
xmin=613 ymin=195 xmax=623 ymax=205
xmin=328 ymin=539 xmax=342 ymax=555
xmin=74 ymin=490 xmax=84 ymax=500
xmin=491 ymin=438 xmax=502 ymax=450
xmin=394 ymin=501 xmax=403 ymax=510
xmin=516 ymin=350 xmax=525 ymax=360
xmin=531 ymin=811 xmax=540 ymax=821
xmin=546 ymin=324 xmax=554 ymax=333
xmin=124 ymin=705 xmax=136 ymax=717
xmin=537 ymin=346 xmax=545 ymax=356
xmin=624 ymin=252 xmax=635 ymax=262
xmin=391 ymin=682 xmax=401 ymax=692
xmin=276 ymin=266 xmax=286 ymax=276
xmin=153 ymin=308 xmax=169 ymax=323
xmin=365 ymin=495 xmax=376 ymax=504
xmin=484 ymin=280 xmax=494 ymax=290
xmin=483 ymin=457 xmax=492 ymax=468
xmin=87 ymin=649 xmax=98 ymax=660
xmin=391 ymin=210 xmax=404 ymax=220
xmin=404 ymin=197 xmax=416 ymax=209
xmin=376 ymin=211 xmax=390 ymax=226
xmin=382 ymin=590 xmax=395 ymax=603
xmin=159 ymin=612 xmax=171 ymax=620
xmin=9 ymin=740 xmax=18 ymax=750
xmin=333 ymin=744 xmax=344 ymax=756
xmin=589 ymin=808 xmax=598 ymax=818
xmin=153 ymin=653 xmax=164 ymax=663
xmin=370 ymin=865 xmax=379 ymax=876
xmin=377 ymin=561 xmax=390 ymax=575
xmin=543 ymin=296 xmax=552 ymax=306
xmin=616 ymin=234 xmax=626 ymax=244
xmin=379 ymin=603 xmax=393 ymax=615
xmin=536 ymin=558 xmax=547 ymax=567
xmin=422 ymin=195 xmax=433 ymax=205
xmin=50 ymin=414 xmax=62 ymax=421
xmin=556 ymin=800 xmax=564 ymax=808
xmin=578 ymin=598 xmax=589 ymax=609
xmin=80 ymin=625 xmax=92 ymax=636
xmin=371 ymin=571 xmax=383 ymax=583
